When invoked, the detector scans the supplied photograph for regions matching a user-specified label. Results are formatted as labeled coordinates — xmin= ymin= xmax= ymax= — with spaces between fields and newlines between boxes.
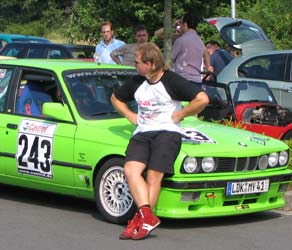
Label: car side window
xmin=48 ymin=49 xmax=69 ymax=59
xmin=238 ymin=54 xmax=287 ymax=81
xmin=15 ymin=72 xmax=61 ymax=117
xmin=0 ymin=40 xmax=5 ymax=50
xmin=0 ymin=68 xmax=13 ymax=112
xmin=5 ymin=47 xmax=26 ymax=57
xmin=28 ymin=48 xmax=46 ymax=58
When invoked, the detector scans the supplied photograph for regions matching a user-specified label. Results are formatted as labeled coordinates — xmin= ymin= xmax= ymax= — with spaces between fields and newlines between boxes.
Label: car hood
xmin=180 ymin=118 xmax=286 ymax=157
xmin=78 ymin=117 xmax=287 ymax=158
xmin=205 ymin=17 xmax=275 ymax=55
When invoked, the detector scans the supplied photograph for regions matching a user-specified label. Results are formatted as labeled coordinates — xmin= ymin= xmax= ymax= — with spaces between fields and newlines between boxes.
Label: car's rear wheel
xmin=94 ymin=157 xmax=136 ymax=224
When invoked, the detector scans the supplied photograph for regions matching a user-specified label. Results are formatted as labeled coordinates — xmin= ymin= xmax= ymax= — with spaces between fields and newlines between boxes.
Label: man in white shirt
xmin=94 ymin=21 xmax=125 ymax=64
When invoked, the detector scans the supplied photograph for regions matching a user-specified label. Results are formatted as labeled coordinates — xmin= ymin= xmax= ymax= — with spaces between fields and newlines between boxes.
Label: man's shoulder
xmin=216 ymin=49 xmax=233 ymax=59
xmin=95 ymin=40 xmax=105 ymax=49
xmin=113 ymin=38 xmax=125 ymax=46
xmin=181 ymin=30 xmax=203 ymax=44
xmin=163 ymin=70 xmax=187 ymax=82
xmin=117 ymin=43 xmax=136 ymax=50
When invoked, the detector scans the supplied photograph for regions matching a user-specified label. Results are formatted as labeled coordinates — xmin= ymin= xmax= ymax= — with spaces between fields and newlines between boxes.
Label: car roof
xmin=2 ymin=42 xmax=67 ymax=48
xmin=233 ymin=49 xmax=292 ymax=59
xmin=63 ymin=44 xmax=95 ymax=49
xmin=0 ymin=59 xmax=135 ymax=71
xmin=0 ymin=33 xmax=51 ymax=42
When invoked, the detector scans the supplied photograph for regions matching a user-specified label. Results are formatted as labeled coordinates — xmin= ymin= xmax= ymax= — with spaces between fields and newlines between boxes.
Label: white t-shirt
xmin=114 ymin=70 xmax=203 ymax=134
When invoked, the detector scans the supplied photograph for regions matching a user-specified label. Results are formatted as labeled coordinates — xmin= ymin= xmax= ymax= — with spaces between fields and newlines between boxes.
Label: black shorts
xmin=125 ymin=131 xmax=182 ymax=174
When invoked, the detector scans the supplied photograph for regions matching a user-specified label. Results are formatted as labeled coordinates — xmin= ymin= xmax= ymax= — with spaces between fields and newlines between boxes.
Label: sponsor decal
xmin=181 ymin=127 xmax=216 ymax=144
xmin=16 ymin=119 xmax=57 ymax=179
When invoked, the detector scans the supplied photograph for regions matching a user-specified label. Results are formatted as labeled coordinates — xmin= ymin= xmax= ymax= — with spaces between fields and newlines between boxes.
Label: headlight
xmin=279 ymin=151 xmax=289 ymax=166
xmin=258 ymin=155 xmax=268 ymax=170
xmin=202 ymin=157 xmax=216 ymax=172
xmin=183 ymin=157 xmax=198 ymax=173
xmin=268 ymin=152 xmax=279 ymax=167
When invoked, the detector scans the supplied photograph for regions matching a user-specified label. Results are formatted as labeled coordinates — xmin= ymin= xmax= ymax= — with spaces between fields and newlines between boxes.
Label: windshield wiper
xmin=89 ymin=111 xmax=117 ymax=116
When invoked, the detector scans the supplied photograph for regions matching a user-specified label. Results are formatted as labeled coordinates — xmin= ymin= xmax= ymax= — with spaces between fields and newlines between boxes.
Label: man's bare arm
xmin=172 ymin=91 xmax=209 ymax=123
xmin=111 ymin=93 xmax=137 ymax=125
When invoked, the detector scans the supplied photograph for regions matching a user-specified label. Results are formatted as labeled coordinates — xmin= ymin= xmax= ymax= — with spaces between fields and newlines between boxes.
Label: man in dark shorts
xmin=111 ymin=42 xmax=209 ymax=240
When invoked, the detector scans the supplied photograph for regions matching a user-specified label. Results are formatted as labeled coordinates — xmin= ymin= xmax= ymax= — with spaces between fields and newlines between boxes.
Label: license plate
xmin=226 ymin=179 xmax=269 ymax=196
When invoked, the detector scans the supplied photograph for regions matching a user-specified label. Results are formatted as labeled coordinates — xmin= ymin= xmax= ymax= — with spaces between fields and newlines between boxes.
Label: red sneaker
xmin=132 ymin=206 xmax=161 ymax=240
xmin=119 ymin=213 xmax=140 ymax=240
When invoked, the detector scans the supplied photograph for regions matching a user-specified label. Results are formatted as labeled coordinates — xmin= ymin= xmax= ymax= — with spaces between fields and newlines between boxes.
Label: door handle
xmin=7 ymin=123 xmax=18 ymax=129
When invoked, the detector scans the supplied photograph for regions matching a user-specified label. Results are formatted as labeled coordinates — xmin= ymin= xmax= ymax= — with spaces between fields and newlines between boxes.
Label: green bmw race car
xmin=0 ymin=59 xmax=291 ymax=224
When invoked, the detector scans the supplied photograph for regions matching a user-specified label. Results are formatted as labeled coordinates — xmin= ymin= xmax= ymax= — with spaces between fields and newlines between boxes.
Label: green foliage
xmin=5 ymin=21 xmax=48 ymax=37
xmin=239 ymin=0 xmax=292 ymax=50
xmin=0 ymin=0 xmax=291 ymax=50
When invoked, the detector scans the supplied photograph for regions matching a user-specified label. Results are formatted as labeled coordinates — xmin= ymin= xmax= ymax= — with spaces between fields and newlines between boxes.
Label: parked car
xmin=206 ymin=17 xmax=292 ymax=111
xmin=0 ymin=59 xmax=291 ymax=224
xmin=0 ymin=42 xmax=73 ymax=59
xmin=63 ymin=44 xmax=95 ymax=61
xmin=0 ymin=33 xmax=51 ymax=49
xmin=200 ymin=79 xmax=292 ymax=140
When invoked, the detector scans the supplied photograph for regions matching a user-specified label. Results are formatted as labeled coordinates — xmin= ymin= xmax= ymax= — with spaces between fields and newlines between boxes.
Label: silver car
xmin=206 ymin=17 xmax=292 ymax=110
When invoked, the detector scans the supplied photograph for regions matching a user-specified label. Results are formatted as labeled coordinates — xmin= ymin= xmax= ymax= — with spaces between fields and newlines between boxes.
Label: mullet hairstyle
xmin=137 ymin=42 xmax=168 ymax=79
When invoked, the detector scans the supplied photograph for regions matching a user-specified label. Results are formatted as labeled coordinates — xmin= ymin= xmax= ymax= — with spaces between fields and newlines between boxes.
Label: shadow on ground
xmin=0 ymin=183 xmax=283 ymax=229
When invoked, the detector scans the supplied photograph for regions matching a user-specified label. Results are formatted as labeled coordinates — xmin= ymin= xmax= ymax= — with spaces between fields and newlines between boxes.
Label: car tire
xmin=282 ymin=131 xmax=292 ymax=141
xmin=94 ymin=157 xmax=136 ymax=224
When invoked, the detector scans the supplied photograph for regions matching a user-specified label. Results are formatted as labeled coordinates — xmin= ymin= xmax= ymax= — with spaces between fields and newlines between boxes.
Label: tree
xmin=0 ymin=0 xmax=291 ymax=50
xmin=241 ymin=0 xmax=292 ymax=49
xmin=163 ymin=0 xmax=172 ymax=66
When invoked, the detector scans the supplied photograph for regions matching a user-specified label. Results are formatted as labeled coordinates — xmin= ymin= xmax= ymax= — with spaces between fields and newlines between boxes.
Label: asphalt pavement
xmin=1 ymin=184 xmax=292 ymax=250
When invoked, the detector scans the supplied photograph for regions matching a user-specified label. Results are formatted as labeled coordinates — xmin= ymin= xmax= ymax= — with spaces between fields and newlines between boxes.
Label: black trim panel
xmin=0 ymin=152 xmax=15 ymax=158
xmin=0 ymin=153 xmax=92 ymax=170
xmin=52 ymin=160 xmax=92 ymax=170
xmin=162 ymin=174 xmax=292 ymax=189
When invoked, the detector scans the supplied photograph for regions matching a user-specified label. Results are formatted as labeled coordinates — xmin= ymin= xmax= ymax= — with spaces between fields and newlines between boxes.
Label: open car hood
xmin=200 ymin=79 xmax=292 ymax=128
xmin=205 ymin=17 xmax=275 ymax=55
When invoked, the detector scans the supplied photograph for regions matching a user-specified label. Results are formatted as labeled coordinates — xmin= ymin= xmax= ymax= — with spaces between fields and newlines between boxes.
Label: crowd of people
xmin=94 ymin=12 xmax=233 ymax=241
xmin=94 ymin=14 xmax=234 ymax=84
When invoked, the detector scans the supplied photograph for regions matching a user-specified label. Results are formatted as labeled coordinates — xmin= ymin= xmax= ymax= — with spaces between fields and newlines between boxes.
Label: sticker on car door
xmin=16 ymin=119 xmax=57 ymax=178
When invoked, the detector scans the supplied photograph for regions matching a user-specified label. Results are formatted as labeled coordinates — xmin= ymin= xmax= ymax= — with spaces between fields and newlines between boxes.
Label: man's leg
xmin=130 ymin=168 xmax=162 ymax=240
xmin=124 ymin=160 xmax=149 ymax=207
xmin=146 ymin=169 xmax=164 ymax=208
xmin=119 ymin=160 xmax=147 ymax=240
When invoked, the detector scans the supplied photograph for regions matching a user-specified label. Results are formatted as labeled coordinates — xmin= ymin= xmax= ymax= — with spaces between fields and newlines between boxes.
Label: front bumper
xmin=154 ymin=172 xmax=292 ymax=218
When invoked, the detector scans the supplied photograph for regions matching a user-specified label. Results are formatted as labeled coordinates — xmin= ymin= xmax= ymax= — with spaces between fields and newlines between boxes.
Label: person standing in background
xmin=94 ymin=21 xmax=125 ymax=64
xmin=110 ymin=24 xmax=149 ymax=66
xmin=205 ymin=40 xmax=233 ymax=76
xmin=172 ymin=12 xmax=212 ymax=87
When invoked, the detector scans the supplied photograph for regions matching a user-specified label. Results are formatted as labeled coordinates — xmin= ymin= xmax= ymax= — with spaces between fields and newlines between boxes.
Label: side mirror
xmin=42 ymin=103 xmax=73 ymax=122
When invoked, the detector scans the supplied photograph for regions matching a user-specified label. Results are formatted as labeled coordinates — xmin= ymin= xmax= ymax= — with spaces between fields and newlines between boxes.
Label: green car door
xmin=0 ymin=68 xmax=13 ymax=176
xmin=1 ymin=66 xmax=78 ymax=195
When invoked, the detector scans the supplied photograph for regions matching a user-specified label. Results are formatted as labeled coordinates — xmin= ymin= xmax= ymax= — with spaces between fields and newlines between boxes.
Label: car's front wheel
xmin=94 ymin=157 xmax=136 ymax=224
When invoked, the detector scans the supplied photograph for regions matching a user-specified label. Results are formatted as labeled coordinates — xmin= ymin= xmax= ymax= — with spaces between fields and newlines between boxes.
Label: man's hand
xmin=172 ymin=110 xmax=184 ymax=124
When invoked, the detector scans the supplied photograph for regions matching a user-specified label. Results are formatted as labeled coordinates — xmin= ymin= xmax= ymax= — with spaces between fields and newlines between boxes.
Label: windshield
xmin=67 ymin=46 xmax=95 ymax=58
xmin=229 ymin=81 xmax=277 ymax=104
xmin=64 ymin=69 xmax=137 ymax=118
xmin=221 ymin=22 xmax=270 ymax=49
xmin=199 ymin=83 xmax=234 ymax=122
